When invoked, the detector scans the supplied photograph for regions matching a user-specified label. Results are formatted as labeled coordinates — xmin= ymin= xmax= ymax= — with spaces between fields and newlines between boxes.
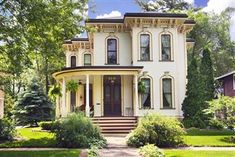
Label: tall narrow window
xmin=161 ymin=34 xmax=171 ymax=61
xmin=141 ymin=78 xmax=151 ymax=108
xmin=71 ymin=56 xmax=77 ymax=67
xmin=84 ymin=54 xmax=91 ymax=66
xmin=233 ymin=75 xmax=235 ymax=90
xmin=140 ymin=34 xmax=150 ymax=61
xmin=70 ymin=91 xmax=76 ymax=112
xmin=162 ymin=78 xmax=173 ymax=108
xmin=107 ymin=39 xmax=117 ymax=64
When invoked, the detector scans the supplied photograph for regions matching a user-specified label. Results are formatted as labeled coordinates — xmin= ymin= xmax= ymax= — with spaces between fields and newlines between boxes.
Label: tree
xmin=13 ymin=78 xmax=54 ymax=126
xmin=135 ymin=0 xmax=191 ymax=12
xmin=200 ymin=48 xmax=215 ymax=101
xmin=181 ymin=57 xmax=205 ymax=128
xmin=188 ymin=10 xmax=235 ymax=76
xmin=0 ymin=0 xmax=88 ymax=96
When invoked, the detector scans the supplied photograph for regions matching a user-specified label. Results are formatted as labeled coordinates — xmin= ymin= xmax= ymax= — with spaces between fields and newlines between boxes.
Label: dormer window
xmin=140 ymin=34 xmax=150 ymax=61
xmin=107 ymin=38 xmax=117 ymax=64
xmin=70 ymin=56 xmax=77 ymax=67
xmin=161 ymin=34 xmax=172 ymax=61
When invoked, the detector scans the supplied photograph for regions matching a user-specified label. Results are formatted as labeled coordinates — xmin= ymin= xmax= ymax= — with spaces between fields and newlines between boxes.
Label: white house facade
xmin=53 ymin=12 xmax=195 ymax=118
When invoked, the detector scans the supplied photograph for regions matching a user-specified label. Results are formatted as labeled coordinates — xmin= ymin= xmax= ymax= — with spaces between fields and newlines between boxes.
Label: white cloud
xmin=203 ymin=0 xmax=235 ymax=41
xmin=203 ymin=0 xmax=234 ymax=14
xmin=183 ymin=0 xmax=194 ymax=5
xmin=96 ymin=11 xmax=121 ymax=19
xmin=230 ymin=12 xmax=235 ymax=41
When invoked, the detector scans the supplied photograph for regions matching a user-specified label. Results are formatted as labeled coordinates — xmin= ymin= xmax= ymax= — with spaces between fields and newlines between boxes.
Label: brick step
xmin=95 ymin=123 xmax=137 ymax=127
xmin=101 ymin=126 xmax=135 ymax=130
xmin=92 ymin=119 xmax=137 ymax=123
xmin=92 ymin=117 xmax=137 ymax=120
xmin=101 ymin=130 xmax=131 ymax=133
xmin=92 ymin=116 xmax=137 ymax=135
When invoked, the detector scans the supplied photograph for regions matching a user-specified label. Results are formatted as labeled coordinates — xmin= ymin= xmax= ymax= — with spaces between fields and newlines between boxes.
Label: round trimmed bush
xmin=52 ymin=112 xmax=106 ymax=148
xmin=39 ymin=121 xmax=55 ymax=131
xmin=0 ymin=118 xmax=15 ymax=141
xmin=127 ymin=114 xmax=185 ymax=147
xmin=139 ymin=144 xmax=165 ymax=157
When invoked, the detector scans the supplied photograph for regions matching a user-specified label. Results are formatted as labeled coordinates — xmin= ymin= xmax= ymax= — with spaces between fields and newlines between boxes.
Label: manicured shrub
xmin=208 ymin=119 xmax=224 ymax=130
xmin=139 ymin=144 xmax=165 ymax=157
xmin=205 ymin=96 xmax=235 ymax=130
xmin=52 ymin=112 xmax=106 ymax=148
xmin=88 ymin=145 xmax=99 ymax=157
xmin=39 ymin=121 xmax=55 ymax=131
xmin=127 ymin=114 xmax=185 ymax=147
xmin=0 ymin=118 xmax=15 ymax=141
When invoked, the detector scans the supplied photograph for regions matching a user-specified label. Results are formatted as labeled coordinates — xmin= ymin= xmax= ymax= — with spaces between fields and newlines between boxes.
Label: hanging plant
xmin=48 ymin=84 xmax=62 ymax=101
xmin=138 ymin=81 xmax=146 ymax=94
xmin=66 ymin=80 xmax=79 ymax=92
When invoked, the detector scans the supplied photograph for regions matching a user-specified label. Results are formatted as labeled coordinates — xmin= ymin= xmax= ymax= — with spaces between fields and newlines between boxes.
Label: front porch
xmin=53 ymin=66 xmax=143 ymax=118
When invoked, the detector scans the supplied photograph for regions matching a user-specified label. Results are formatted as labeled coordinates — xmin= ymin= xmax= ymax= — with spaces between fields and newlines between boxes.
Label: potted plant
xmin=48 ymin=84 xmax=62 ymax=101
xmin=138 ymin=81 xmax=146 ymax=94
xmin=66 ymin=80 xmax=79 ymax=92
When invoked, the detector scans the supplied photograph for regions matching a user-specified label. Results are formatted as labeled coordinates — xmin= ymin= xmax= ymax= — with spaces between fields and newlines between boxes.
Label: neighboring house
xmin=53 ymin=12 xmax=195 ymax=118
xmin=216 ymin=71 xmax=235 ymax=97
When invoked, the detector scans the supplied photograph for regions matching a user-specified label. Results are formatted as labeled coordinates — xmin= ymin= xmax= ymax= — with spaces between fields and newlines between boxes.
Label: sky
xmin=87 ymin=0 xmax=235 ymax=40
xmin=88 ymin=0 xmax=208 ymax=18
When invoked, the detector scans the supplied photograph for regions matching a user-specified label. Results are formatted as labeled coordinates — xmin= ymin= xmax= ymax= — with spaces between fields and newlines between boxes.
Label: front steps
xmin=91 ymin=117 xmax=138 ymax=136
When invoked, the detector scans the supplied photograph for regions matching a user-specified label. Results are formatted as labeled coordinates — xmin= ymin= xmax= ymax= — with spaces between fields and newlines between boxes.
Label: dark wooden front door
xmin=104 ymin=75 xmax=121 ymax=116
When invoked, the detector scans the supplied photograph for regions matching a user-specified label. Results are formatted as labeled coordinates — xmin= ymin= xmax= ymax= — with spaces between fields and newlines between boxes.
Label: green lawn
xmin=0 ymin=127 xmax=56 ymax=148
xmin=0 ymin=150 xmax=80 ymax=157
xmin=184 ymin=128 xmax=235 ymax=147
xmin=165 ymin=150 xmax=235 ymax=157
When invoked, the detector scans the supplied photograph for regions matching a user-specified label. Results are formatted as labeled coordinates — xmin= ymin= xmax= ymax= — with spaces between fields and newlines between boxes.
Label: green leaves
xmin=48 ymin=84 xmax=62 ymax=101
xmin=66 ymin=80 xmax=79 ymax=92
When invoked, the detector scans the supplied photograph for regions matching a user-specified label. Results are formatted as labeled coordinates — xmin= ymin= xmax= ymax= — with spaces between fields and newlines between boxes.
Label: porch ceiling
xmin=53 ymin=66 xmax=143 ymax=79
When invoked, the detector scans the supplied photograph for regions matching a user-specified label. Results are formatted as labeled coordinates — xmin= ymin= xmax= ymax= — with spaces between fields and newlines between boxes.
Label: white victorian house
xmin=53 ymin=12 xmax=195 ymax=119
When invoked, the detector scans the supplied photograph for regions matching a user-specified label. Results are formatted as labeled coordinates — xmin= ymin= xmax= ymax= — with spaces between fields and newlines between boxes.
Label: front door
xmin=103 ymin=75 xmax=121 ymax=116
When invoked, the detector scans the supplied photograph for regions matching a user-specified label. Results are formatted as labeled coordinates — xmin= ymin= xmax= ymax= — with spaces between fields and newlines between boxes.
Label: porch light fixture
xmin=78 ymin=80 xmax=82 ymax=85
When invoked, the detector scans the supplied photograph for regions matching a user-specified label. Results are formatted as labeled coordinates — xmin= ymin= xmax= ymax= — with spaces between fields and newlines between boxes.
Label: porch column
xmin=134 ymin=74 xmax=139 ymax=116
xmin=61 ymin=77 xmax=67 ymax=117
xmin=85 ymin=74 xmax=90 ymax=117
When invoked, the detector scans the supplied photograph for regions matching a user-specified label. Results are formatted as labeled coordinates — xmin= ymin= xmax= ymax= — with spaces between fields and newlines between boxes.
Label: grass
xmin=0 ymin=150 xmax=80 ymax=157
xmin=184 ymin=128 xmax=235 ymax=147
xmin=165 ymin=150 xmax=235 ymax=157
xmin=0 ymin=127 xmax=56 ymax=148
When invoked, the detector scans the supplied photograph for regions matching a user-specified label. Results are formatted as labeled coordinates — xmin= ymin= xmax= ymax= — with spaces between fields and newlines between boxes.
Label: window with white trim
xmin=140 ymin=34 xmax=150 ymax=61
xmin=161 ymin=34 xmax=171 ymax=61
xmin=107 ymin=38 xmax=117 ymax=64
xmin=70 ymin=56 xmax=76 ymax=67
xmin=140 ymin=78 xmax=151 ymax=108
xmin=84 ymin=54 xmax=91 ymax=66
xmin=162 ymin=78 xmax=173 ymax=108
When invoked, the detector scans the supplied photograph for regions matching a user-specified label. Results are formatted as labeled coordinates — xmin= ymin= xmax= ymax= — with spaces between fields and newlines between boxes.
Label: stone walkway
xmin=1 ymin=136 xmax=235 ymax=157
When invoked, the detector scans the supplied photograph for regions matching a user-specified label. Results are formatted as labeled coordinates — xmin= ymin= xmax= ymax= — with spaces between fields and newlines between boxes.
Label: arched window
xmin=140 ymin=78 xmax=151 ymax=108
xmin=84 ymin=54 xmax=91 ymax=66
xmin=162 ymin=78 xmax=173 ymax=108
xmin=140 ymin=34 xmax=150 ymax=61
xmin=70 ymin=56 xmax=77 ymax=67
xmin=161 ymin=34 xmax=171 ymax=61
xmin=107 ymin=38 xmax=117 ymax=64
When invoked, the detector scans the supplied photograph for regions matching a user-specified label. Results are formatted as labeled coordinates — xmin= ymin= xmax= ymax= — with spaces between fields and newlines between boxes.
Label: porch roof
xmin=53 ymin=66 xmax=144 ymax=79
